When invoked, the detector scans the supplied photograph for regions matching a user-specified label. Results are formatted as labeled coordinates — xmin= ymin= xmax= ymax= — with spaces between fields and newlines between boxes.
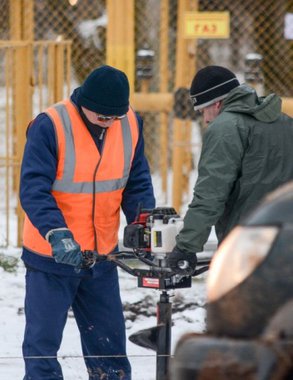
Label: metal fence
xmin=0 ymin=40 xmax=71 ymax=247
xmin=0 ymin=0 xmax=293 ymax=245
xmin=1 ymin=0 xmax=291 ymax=169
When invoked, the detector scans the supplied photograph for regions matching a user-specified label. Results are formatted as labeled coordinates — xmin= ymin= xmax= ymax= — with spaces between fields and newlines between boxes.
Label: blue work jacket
xmin=20 ymin=89 xmax=155 ymax=275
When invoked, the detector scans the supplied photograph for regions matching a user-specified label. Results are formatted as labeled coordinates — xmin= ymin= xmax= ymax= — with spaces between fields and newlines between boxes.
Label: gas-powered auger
xmin=81 ymin=206 xmax=211 ymax=380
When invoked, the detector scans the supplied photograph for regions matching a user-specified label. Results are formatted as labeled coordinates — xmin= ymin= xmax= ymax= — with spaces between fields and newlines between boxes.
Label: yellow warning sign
xmin=184 ymin=12 xmax=230 ymax=39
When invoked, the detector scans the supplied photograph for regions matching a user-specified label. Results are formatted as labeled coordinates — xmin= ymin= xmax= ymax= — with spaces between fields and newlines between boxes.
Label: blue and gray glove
xmin=46 ymin=228 xmax=83 ymax=267
xmin=167 ymin=246 xmax=197 ymax=275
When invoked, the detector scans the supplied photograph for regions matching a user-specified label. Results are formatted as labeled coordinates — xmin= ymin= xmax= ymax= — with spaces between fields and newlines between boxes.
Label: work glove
xmin=167 ymin=246 xmax=197 ymax=275
xmin=46 ymin=228 xmax=83 ymax=267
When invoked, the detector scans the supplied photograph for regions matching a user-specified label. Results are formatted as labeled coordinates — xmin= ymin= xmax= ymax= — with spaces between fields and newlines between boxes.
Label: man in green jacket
xmin=167 ymin=65 xmax=293 ymax=274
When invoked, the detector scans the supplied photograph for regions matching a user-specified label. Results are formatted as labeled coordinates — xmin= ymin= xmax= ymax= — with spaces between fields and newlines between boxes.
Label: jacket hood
xmin=221 ymin=84 xmax=282 ymax=122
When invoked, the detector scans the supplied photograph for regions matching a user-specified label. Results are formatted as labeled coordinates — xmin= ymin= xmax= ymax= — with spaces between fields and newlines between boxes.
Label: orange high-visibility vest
xmin=23 ymin=99 xmax=139 ymax=256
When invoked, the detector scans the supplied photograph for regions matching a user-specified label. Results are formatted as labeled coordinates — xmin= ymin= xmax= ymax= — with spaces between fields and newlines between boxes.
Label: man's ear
xmin=215 ymin=101 xmax=223 ymax=110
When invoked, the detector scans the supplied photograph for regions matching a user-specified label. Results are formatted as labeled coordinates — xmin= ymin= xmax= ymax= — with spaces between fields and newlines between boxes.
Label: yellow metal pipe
xmin=5 ymin=48 xmax=12 ymax=246
xmin=9 ymin=0 xmax=34 ymax=40
xmin=66 ymin=44 xmax=72 ymax=98
xmin=172 ymin=0 xmax=198 ymax=212
xmin=38 ymin=45 xmax=44 ymax=112
xmin=281 ymin=98 xmax=293 ymax=117
xmin=22 ymin=0 xmax=34 ymax=40
xmin=55 ymin=43 xmax=65 ymax=102
xmin=159 ymin=0 xmax=170 ymax=196
xmin=47 ymin=44 xmax=55 ymax=105
xmin=1 ymin=40 xmax=72 ymax=246
xmin=132 ymin=92 xmax=173 ymax=112
xmin=13 ymin=45 xmax=32 ymax=246
xmin=172 ymin=118 xmax=185 ymax=212
xmin=9 ymin=0 xmax=22 ymax=39
xmin=106 ymin=0 xmax=135 ymax=92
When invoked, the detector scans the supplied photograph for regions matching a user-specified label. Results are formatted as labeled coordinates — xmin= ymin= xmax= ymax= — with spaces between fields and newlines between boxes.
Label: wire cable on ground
xmin=0 ymin=354 xmax=173 ymax=360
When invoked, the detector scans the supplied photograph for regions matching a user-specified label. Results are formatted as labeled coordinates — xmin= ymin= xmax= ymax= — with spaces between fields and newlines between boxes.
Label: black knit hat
xmin=77 ymin=65 xmax=130 ymax=116
xmin=190 ymin=66 xmax=240 ymax=111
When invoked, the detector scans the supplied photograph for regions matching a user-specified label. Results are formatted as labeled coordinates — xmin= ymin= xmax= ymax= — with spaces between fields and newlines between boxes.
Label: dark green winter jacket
xmin=176 ymin=84 xmax=293 ymax=253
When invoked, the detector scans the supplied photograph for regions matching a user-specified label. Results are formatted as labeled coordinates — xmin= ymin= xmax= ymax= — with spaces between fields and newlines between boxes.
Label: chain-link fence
xmin=0 ymin=39 xmax=71 ymax=247
xmin=197 ymin=0 xmax=293 ymax=96
xmin=1 ymin=0 xmax=293 ymax=170
xmin=33 ymin=0 xmax=107 ymax=82
xmin=0 ymin=0 xmax=293 ymax=243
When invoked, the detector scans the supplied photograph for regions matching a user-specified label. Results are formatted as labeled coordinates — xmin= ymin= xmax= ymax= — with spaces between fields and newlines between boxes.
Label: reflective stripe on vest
xmin=23 ymin=100 xmax=139 ymax=256
xmin=52 ymin=103 xmax=133 ymax=193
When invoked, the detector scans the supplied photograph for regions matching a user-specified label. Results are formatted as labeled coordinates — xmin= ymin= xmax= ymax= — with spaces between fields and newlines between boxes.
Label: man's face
xmin=200 ymin=101 xmax=222 ymax=124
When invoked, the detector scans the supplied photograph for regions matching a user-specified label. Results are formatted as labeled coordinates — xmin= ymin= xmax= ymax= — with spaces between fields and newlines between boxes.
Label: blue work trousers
xmin=22 ymin=264 xmax=131 ymax=380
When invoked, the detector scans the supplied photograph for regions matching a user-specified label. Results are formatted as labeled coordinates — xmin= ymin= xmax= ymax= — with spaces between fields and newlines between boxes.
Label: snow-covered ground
xmin=0 ymin=248 xmax=211 ymax=380
xmin=0 ymin=205 xmax=215 ymax=379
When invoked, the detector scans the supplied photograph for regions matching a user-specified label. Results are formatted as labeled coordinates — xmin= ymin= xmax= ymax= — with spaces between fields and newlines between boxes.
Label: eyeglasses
xmin=96 ymin=114 xmax=126 ymax=122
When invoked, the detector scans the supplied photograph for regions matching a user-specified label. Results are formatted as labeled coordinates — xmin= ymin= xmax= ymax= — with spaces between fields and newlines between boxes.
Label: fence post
xmin=106 ymin=0 xmax=135 ymax=92
xmin=9 ymin=0 xmax=34 ymax=246
xmin=172 ymin=0 xmax=197 ymax=212
xmin=13 ymin=43 xmax=32 ymax=246
xmin=159 ymin=0 xmax=170 ymax=199
xmin=0 ymin=39 xmax=72 ymax=247
xmin=55 ymin=42 xmax=65 ymax=102
xmin=9 ymin=0 xmax=34 ymax=40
